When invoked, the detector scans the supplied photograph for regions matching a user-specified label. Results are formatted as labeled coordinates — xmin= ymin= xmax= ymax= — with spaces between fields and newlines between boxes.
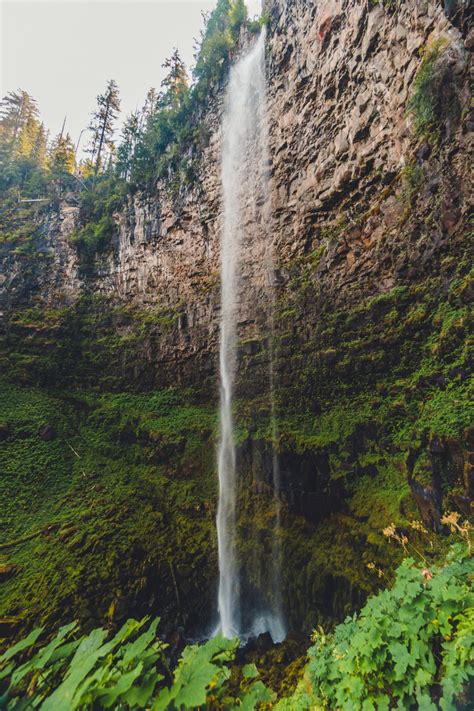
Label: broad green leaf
xmin=98 ymin=661 xmax=144 ymax=707
xmin=123 ymin=669 xmax=163 ymax=707
xmin=0 ymin=627 xmax=44 ymax=664
xmin=41 ymin=628 xmax=112 ymax=711
xmin=239 ymin=680 xmax=274 ymax=710
xmin=242 ymin=663 xmax=259 ymax=680
xmin=10 ymin=622 xmax=78 ymax=686
xmin=111 ymin=617 xmax=152 ymax=649
xmin=391 ymin=641 xmax=412 ymax=679
xmin=0 ymin=662 xmax=14 ymax=681
xmin=415 ymin=687 xmax=437 ymax=710
xmin=121 ymin=618 xmax=160 ymax=667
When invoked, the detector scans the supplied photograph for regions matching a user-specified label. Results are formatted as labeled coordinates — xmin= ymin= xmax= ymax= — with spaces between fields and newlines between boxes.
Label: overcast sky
xmin=1 ymin=0 xmax=262 ymax=156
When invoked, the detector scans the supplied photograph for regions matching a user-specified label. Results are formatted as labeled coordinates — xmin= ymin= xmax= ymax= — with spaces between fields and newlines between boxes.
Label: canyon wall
xmin=1 ymin=0 xmax=472 ymax=635
xmin=2 ymin=1 xmax=471 ymax=384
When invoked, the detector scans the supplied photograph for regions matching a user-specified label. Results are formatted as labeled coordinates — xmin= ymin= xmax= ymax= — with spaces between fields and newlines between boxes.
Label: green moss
xmin=407 ymin=36 xmax=449 ymax=139
xmin=0 ymin=379 xmax=217 ymax=636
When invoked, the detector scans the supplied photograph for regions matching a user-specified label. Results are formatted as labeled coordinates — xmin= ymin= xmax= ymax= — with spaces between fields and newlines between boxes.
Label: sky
xmin=1 ymin=0 xmax=262 ymax=157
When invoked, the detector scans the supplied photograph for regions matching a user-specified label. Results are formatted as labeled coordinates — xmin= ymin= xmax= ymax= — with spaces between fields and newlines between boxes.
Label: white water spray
xmin=217 ymin=28 xmax=285 ymax=642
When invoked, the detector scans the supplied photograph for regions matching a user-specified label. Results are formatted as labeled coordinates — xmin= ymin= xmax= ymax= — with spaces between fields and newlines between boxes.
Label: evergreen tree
xmin=160 ymin=49 xmax=189 ymax=111
xmin=30 ymin=123 xmax=48 ymax=168
xmin=49 ymin=132 xmax=75 ymax=178
xmin=0 ymin=90 xmax=39 ymax=152
xmin=116 ymin=111 xmax=140 ymax=180
xmin=87 ymin=79 xmax=121 ymax=177
xmin=17 ymin=112 xmax=41 ymax=158
xmin=139 ymin=88 xmax=158 ymax=131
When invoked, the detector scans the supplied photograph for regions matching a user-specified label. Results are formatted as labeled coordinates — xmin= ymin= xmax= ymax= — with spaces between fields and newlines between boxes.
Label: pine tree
xmin=0 ymin=90 xmax=39 ymax=152
xmin=160 ymin=49 xmax=189 ymax=111
xmin=17 ymin=112 xmax=41 ymax=158
xmin=49 ymin=132 xmax=75 ymax=178
xmin=87 ymin=79 xmax=121 ymax=177
xmin=139 ymin=88 xmax=158 ymax=131
xmin=30 ymin=123 xmax=48 ymax=168
xmin=116 ymin=112 xmax=140 ymax=180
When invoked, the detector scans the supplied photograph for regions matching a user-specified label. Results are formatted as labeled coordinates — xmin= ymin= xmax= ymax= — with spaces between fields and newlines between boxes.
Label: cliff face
xmin=1 ymin=0 xmax=472 ymax=635
xmin=2 ymin=1 xmax=470 ymax=381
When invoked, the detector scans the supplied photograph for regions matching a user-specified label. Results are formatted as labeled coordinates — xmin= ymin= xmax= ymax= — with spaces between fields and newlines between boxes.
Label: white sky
xmin=1 ymin=0 xmax=262 ymax=156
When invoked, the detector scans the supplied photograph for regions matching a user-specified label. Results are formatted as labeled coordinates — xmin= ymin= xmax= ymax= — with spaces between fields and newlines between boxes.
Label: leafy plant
xmin=0 ymin=618 xmax=273 ymax=710
xmin=281 ymin=545 xmax=474 ymax=710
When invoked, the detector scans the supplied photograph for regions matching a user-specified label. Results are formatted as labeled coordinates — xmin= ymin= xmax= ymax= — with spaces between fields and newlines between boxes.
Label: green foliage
xmin=2 ymin=551 xmax=471 ymax=709
xmin=125 ymin=0 xmax=252 ymax=189
xmin=407 ymin=37 xmax=449 ymax=138
xmin=0 ymin=620 xmax=272 ymax=710
xmin=70 ymin=179 xmax=126 ymax=256
xmin=280 ymin=547 xmax=474 ymax=710
xmin=400 ymin=160 xmax=424 ymax=205
xmin=0 ymin=90 xmax=78 ymax=203
xmin=71 ymin=214 xmax=116 ymax=256
xmin=248 ymin=12 xmax=270 ymax=34
xmin=192 ymin=0 xmax=245 ymax=94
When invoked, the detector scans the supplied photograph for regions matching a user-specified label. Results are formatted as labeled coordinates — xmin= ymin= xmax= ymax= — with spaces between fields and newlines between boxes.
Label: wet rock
xmin=243 ymin=631 xmax=274 ymax=654
xmin=409 ymin=478 xmax=442 ymax=532
xmin=39 ymin=423 xmax=56 ymax=441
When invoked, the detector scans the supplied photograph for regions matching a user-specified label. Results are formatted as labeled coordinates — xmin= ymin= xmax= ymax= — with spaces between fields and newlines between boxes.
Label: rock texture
xmin=2 ymin=1 xmax=471 ymax=381
xmin=1 ymin=0 xmax=472 ymax=633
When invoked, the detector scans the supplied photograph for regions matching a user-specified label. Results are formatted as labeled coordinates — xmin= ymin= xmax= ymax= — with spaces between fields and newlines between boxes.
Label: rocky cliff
xmin=1 ymin=0 xmax=472 ymax=636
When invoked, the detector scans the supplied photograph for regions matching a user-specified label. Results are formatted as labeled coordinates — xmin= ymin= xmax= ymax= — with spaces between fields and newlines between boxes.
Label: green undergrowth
xmin=278 ymin=544 xmax=474 ymax=710
xmin=1 ymin=545 xmax=472 ymax=710
xmin=0 ymin=379 xmax=217 ymax=636
xmin=0 ymin=619 xmax=273 ymax=710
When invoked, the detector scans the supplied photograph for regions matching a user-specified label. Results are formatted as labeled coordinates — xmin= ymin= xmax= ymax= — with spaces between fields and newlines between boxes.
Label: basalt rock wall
xmin=2 ymin=1 xmax=471 ymax=389
xmin=1 ymin=0 xmax=472 ymax=634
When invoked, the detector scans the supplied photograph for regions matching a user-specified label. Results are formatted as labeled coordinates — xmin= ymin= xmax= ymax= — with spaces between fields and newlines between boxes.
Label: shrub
xmin=280 ymin=545 xmax=474 ymax=710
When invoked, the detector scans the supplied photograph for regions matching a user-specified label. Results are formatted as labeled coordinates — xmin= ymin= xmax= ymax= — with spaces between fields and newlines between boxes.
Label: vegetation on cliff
xmin=1 ymin=543 xmax=472 ymax=709
xmin=1 ymin=0 xmax=473 ymax=708
xmin=0 ymin=0 xmax=266 ymax=256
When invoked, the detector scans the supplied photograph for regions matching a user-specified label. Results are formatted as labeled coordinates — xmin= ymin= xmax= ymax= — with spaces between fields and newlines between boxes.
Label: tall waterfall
xmin=217 ymin=28 xmax=285 ymax=642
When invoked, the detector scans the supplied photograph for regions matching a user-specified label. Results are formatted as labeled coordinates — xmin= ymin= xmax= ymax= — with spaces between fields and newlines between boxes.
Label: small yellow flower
xmin=383 ymin=524 xmax=396 ymax=539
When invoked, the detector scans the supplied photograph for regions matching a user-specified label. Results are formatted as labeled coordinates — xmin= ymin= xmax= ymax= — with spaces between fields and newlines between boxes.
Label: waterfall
xmin=216 ymin=27 xmax=286 ymax=642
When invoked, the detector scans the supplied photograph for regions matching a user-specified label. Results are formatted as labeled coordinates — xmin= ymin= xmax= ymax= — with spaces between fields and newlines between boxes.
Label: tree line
xmin=0 ymin=0 xmax=264 ymax=202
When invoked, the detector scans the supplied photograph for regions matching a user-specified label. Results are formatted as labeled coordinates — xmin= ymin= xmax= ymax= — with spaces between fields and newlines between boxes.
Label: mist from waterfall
xmin=216 ymin=27 xmax=286 ymax=643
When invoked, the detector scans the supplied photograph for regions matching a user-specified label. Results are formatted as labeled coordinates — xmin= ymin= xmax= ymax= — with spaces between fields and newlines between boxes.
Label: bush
xmin=279 ymin=545 xmax=474 ymax=710
xmin=2 ymin=547 xmax=472 ymax=709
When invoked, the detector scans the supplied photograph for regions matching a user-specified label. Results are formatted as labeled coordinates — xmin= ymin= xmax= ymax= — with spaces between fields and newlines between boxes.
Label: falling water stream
xmin=216 ymin=27 xmax=286 ymax=643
